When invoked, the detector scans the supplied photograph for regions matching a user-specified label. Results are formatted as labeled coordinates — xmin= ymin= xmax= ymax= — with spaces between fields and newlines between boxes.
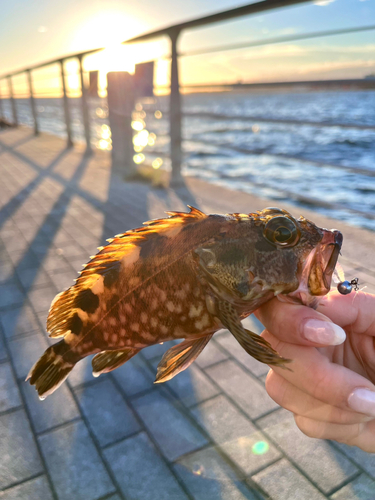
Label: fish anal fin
xmin=154 ymin=335 xmax=213 ymax=384
xmin=218 ymin=300 xmax=291 ymax=368
xmin=92 ymin=348 xmax=139 ymax=377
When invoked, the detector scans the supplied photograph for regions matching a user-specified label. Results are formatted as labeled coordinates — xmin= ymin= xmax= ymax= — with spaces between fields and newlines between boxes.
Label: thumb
xmin=255 ymin=297 xmax=346 ymax=347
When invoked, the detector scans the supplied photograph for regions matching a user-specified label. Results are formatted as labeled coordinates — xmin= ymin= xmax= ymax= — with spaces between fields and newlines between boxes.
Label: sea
xmin=1 ymin=90 xmax=375 ymax=231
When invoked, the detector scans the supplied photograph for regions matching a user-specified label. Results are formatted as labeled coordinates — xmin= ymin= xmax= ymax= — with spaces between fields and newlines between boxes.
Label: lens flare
xmin=252 ymin=441 xmax=269 ymax=455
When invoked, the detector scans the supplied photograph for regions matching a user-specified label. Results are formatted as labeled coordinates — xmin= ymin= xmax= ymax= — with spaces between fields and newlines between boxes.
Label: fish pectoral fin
xmin=92 ymin=348 xmax=139 ymax=377
xmin=217 ymin=300 xmax=291 ymax=368
xmin=154 ymin=335 xmax=213 ymax=384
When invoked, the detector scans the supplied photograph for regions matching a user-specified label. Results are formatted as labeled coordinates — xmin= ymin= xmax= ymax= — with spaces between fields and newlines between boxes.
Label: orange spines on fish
xmin=27 ymin=206 xmax=343 ymax=399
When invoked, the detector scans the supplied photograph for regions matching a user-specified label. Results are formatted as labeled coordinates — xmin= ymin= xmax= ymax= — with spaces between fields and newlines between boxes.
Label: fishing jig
xmin=337 ymin=278 xmax=359 ymax=295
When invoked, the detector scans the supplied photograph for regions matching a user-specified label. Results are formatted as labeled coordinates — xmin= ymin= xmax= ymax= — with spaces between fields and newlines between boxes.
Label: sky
xmin=0 ymin=0 xmax=374 ymax=96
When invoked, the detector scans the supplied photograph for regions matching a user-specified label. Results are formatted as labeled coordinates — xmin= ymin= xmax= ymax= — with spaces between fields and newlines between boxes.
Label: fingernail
xmin=303 ymin=319 xmax=346 ymax=345
xmin=348 ymin=388 xmax=375 ymax=417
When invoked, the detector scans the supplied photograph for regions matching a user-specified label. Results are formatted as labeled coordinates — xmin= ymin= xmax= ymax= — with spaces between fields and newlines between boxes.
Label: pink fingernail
xmin=348 ymin=388 xmax=375 ymax=417
xmin=303 ymin=319 xmax=346 ymax=345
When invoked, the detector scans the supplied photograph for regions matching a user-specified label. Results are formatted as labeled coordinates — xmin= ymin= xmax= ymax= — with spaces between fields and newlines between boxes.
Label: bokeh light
xmin=152 ymin=157 xmax=163 ymax=169
xmin=133 ymin=153 xmax=145 ymax=164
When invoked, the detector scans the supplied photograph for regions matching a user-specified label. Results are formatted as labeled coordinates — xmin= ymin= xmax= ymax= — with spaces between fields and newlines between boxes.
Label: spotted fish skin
xmin=27 ymin=206 xmax=342 ymax=398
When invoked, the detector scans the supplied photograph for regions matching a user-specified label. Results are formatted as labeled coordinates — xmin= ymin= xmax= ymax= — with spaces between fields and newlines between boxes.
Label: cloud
xmin=313 ymin=0 xmax=336 ymax=5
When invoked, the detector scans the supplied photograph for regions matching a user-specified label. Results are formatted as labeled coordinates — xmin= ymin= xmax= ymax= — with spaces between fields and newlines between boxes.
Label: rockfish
xmin=27 ymin=207 xmax=342 ymax=399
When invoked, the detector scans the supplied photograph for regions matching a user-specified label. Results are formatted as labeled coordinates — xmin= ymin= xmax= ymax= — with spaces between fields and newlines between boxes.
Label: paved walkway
xmin=0 ymin=127 xmax=374 ymax=500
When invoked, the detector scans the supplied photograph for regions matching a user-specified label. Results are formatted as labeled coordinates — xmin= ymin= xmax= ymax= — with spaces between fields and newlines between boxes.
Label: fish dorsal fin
xmin=79 ymin=205 xmax=206 ymax=283
xmin=92 ymin=348 xmax=138 ymax=376
xmin=154 ymin=335 xmax=213 ymax=383
xmin=47 ymin=206 xmax=207 ymax=338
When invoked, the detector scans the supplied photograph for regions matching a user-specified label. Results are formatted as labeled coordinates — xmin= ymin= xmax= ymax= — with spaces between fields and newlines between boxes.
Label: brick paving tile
xmin=21 ymin=381 xmax=80 ymax=434
xmin=150 ymin=361 xmax=220 ymax=408
xmin=8 ymin=331 xmax=49 ymax=380
xmin=215 ymin=332 xmax=269 ymax=377
xmin=174 ymin=447 xmax=259 ymax=500
xmin=7 ymin=251 xmax=39 ymax=272
xmin=0 ymin=476 xmax=53 ymax=500
xmin=191 ymin=395 xmax=281 ymax=475
xmin=74 ymin=378 xmax=140 ymax=447
xmin=16 ymin=267 xmax=52 ymax=289
xmin=111 ymin=355 xmax=154 ymax=397
xmin=27 ymin=285 xmax=57 ymax=313
xmin=252 ymin=458 xmax=326 ymax=500
xmin=0 ymin=284 xmax=24 ymax=309
xmin=0 ymin=264 xmax=14 ymax=284
xmin=38 ymin=420 xmax=115 ymax=500
xmin=194 ymin=339 xmax=228 ymax=368
xmin=0 ymin=409 xmax=43 ymax=490
xmin=0 ymin=363 xmax=21 ymax=412
xmin=258 ymin=409 xmax=358 ymax=494
xmin=206 ymin=360 xmax=278 ymax=419
xmin=333 ymin=442 xmax=375 ymax=479
xmin=132 ymin=388 xmax=208 ymax=461
xmin=0 ymin=305 xmax=40 ymax=339
xmin=141 ymin=340 xmax=172 ymax=360
xmin=104 ymin=432 xmax=188 ymax=500
xmin=67 ymin=355 xmax=96 ymax=387
xmin=330 ymin=474 xmax=375 ymax=500
xmin=0 ymin=335 xmax=7 ymax=362
xmin=48 ymin=268 xmax=79 ymax=290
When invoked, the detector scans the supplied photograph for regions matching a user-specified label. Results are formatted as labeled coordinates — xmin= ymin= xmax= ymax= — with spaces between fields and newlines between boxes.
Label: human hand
xmin=255 ymin=291 xmax=375 ymax=452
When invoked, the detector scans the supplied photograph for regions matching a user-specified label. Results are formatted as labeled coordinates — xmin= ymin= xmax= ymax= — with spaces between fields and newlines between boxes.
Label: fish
xmin=27 ymin=206 xmax=343 ymax=399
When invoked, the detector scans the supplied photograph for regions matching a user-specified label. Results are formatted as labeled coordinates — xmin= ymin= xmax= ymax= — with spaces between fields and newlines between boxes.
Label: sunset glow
xmin=0 ymin=0 xmax=374 ymax=99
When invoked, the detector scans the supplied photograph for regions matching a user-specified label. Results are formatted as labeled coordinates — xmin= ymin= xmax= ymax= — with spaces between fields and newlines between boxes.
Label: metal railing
xmin=1 ymin=0 xmax=374 ymax=184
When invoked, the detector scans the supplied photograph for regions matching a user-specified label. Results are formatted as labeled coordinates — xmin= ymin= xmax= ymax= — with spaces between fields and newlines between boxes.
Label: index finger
xmin=255 ymin=296 xmax=346 ymax=347
xmin=317 ymin=290 xmax=375 ymax=335
xmin=262 ymin=330 xmax=375 ymax=414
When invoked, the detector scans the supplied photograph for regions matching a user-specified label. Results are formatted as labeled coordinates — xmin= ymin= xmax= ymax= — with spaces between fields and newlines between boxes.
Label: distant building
xmin=364 ymin=73 xmax=375 ymax=80
xmin=89 ymin=71 xmax=99 ymax=97
xmin=134 ymin=62 xmax=154 ymax=97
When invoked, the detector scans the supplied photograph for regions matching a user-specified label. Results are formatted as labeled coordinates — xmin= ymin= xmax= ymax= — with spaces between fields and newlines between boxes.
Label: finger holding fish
xmin=255 ymin=297 xmax=347 ymax=347
xmin=261 ymin=329 xmax=375 ymax=415
xmin=294 ymin=416 xmax=375 ymax=453
xmin=266 ymin=369 xmax=374 ymax=425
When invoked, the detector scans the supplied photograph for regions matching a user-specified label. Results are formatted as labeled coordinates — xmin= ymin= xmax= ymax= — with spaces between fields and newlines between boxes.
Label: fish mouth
xmin=284 ymin=229 xmax=343 ymax=307
xmin=308 ymin=229 xmax=342 ymax=296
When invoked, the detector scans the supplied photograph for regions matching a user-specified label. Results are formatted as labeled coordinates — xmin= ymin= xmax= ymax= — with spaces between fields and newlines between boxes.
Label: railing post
xmin=78 ymin=55 xmax=91 ymax=152
xmin=27 ymin=70 xmax=39 ymax=135
xmin=59 ymin=59 xmax=73 ymax=148
xmin=7 ymin=76 xmax=18 ymax=126
xmin=169 ymin=29 xmax=183 ymax=186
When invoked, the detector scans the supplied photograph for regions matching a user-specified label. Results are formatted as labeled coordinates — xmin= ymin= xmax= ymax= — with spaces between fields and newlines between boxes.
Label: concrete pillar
xmin=7 ymin=76 xmax=18 ymax=126
xmin=107 ymin=71 xmax=136 ymax=178
xmin=27 ymin=70 xmax=39 ymax=135
xmin=169 ymin=29 xmax=183 ymax=187
xmin=78 ymin=55 xmax=91 ymax=152
xmin=60 ymin=60 xmax=73 ymax=148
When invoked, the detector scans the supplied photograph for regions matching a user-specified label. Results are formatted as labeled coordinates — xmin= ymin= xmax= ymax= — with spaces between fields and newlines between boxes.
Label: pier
xmin=0 ymin=126 xmax=374 ymax=499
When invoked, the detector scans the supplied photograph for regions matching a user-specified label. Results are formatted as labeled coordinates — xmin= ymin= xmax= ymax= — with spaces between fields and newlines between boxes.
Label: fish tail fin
xmin=26 ymin=340 xmax=78 ymax=399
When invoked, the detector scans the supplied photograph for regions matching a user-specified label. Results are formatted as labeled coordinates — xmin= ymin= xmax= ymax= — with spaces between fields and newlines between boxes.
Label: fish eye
xmin=263 ymin=216 xmax=300 ymax=247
